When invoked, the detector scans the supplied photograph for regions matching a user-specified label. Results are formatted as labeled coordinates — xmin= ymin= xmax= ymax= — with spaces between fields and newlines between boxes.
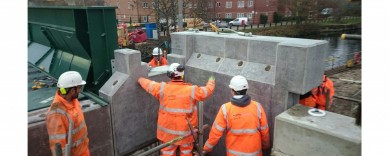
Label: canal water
xmin=305 ymin=29 xmax=362 ymax=70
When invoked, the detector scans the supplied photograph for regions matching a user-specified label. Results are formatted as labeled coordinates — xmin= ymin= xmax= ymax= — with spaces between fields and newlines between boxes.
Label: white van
xmin=229 ymin=17 xmax=249 ymax=26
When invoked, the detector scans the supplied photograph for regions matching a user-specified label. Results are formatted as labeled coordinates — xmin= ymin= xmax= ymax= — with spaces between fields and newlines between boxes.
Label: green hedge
xmin=260 ymin=14 xmax=268 ymax=24
xmin=273 ymin=12 xmax=283 ymax=23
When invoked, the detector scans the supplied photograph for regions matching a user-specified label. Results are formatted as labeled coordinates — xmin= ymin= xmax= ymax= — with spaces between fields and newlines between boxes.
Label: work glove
xmin=208 ymin=76 xmax=215 ymax=81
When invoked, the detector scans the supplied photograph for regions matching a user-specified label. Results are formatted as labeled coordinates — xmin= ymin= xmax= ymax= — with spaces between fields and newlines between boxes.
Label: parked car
xmin=321 ymin=8 xmax=333 ymax=17
xmin=229 ymin=17 xmax=249 ymax=26
xmin=217 ymin=21 xmax=228 ymax=28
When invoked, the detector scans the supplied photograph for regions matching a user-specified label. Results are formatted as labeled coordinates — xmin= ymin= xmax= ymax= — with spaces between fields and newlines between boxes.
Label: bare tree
xmin=278 ymin=0 xmax=318 ymax=24
xmin=151 ymin=0 xmax=178 ymax=37
xmin=184 ymin=0 xmax=208 ymax=20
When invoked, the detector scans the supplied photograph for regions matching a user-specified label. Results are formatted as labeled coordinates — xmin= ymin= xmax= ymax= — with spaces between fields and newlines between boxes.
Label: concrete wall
xmin=273 ymin=104 xmax=361 ymax=156
xmin=99 ymin=32 xmax=327 ymax=155
xmin=99 ymin=49 xmax=169 ymax=155
xmin=168 ymin=32 xmax=328 ymax=155
xmin=28 ymin=100 xmax=113 ymax=156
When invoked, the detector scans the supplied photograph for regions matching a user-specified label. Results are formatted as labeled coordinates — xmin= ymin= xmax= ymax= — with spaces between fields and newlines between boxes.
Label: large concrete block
xmin=241 ymin=62 xmax=275 ymax=85
xmin=273 ymin=104 xmax=361 ymax=156
xmin=85 ymin=105 xmax=114 ymax=156
xmin=99 ymin=72 xmax=129 ymax=103
xmin=225 ymin=38 xmax=248 ymax=60
xmin=216 ymin=58 xmax=245 ymax=76
xmin=100 ymin=50 xmax=158 ymax=155
xmin=167 ymin=53 xmax=185 ymax=65
xmin=171 ymin=33 xmax=187 ymax=55
xmin=194 ymin=34 xmax=225 ymax=57
xmin=114 ymin=49 xmax=141 ymax=75
xmin=248 ymin=40 xmax=278 ymax=65
xmin=186 ymin=53 xmax=223 ymax=71
xmin=277 ymin=40 xmax=328 ymax=94
xmin=171 ymin=33 xmax=194 ymax=63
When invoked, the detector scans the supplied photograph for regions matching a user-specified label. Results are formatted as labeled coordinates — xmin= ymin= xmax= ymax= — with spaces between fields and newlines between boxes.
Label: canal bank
xmin=244 ymin=23 xmax=361 ymax=38
xmin=240 ymin=17 xmax=361 ymax=37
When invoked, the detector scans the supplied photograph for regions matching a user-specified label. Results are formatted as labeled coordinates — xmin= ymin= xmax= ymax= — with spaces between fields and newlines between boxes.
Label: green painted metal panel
xmin=28 ymin=6 xmax=116 ymax=108
xmin=28 ymin=8 xmax=76 ymax=29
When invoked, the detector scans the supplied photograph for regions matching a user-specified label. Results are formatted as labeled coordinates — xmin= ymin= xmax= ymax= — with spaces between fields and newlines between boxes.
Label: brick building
xmin=105 ymin=0 xmax=279 ymax=24
xmin=105 ymin=0 xmax=156 ymax=23
xmin=206 ymin=0 xmax=279 ymax=24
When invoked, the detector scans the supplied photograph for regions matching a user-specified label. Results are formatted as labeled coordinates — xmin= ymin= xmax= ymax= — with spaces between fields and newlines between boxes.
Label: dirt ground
xmin=327 ymin=66 xmax=361 ymax=118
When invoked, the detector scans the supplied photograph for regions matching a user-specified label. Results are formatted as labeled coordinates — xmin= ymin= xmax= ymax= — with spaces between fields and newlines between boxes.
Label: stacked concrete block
xmin=273 ymin=104 xmax=361 ymax=156
xmin=167 ymin=31 xmax=328 ymax=155
xmin=100 ymin=49 xmax=169 ymax=155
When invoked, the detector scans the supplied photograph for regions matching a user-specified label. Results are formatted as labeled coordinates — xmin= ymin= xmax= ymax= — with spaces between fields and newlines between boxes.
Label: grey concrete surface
xmin=99 ymin=31 xmax=327 ymax=156
xmin=100 ymin=50 xmax=169 ymax=155
xmin=273 ymin=104 xmax=361 ymax=156
xmin=168 ymin=31 xmax=328 ymax=155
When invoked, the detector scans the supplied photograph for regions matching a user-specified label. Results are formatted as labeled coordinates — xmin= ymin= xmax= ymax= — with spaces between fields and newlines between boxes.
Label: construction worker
xmin=299 ymin=88 xmax=317 ymax=108
xmin=149 ymin=47 xmax=169 ymax=67
xmin=46 ymin=71 xmax=90 ymax=156
xmin=203 ymin=75 xmax=270 ymax=156
xmin=312 ymin=75 xmax=335 ymax=110
xmin=138 ymin=63 xmax=215 ymax=156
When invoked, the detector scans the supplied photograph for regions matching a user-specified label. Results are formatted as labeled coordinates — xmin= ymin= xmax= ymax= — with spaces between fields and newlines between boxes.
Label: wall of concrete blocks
xmin=98 ymin=32 xmax=328 ymax=155
xmin=100 ymin=49 xmax=170 ymax=155
xmin=168 ymin=32 xmax=328 ymax=155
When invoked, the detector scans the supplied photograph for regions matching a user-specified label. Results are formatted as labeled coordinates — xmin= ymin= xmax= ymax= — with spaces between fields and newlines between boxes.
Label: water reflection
xmin=307 ymin=29 xmax=362 ymax=70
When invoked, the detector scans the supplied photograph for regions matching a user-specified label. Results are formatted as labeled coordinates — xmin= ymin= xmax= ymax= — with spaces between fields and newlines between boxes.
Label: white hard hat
xmin=152 ymin=47 xmax=163 ymax=55
xmin=168 ymin=63 xmax=184 ymax=77
xmin=229 ymin=75 xmax=248 ymax=91
xmin=57 ymin=71 xmax=86 ymax=88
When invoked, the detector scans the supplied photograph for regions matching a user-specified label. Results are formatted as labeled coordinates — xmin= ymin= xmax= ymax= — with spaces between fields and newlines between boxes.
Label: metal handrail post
xmin=198 ymin=101 xmax=204 ymax=152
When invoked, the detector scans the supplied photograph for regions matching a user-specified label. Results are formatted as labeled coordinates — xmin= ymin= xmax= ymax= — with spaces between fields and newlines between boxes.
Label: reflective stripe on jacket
xmin=138 ymin=77 xmax=215 ymax=144
xmin=46 ymin=91 xmax=90 ymax=156
xmin=148 ymin=57 xmax=168 ymax=67
xmin=204 ymin=100 xmax=270 ymax=156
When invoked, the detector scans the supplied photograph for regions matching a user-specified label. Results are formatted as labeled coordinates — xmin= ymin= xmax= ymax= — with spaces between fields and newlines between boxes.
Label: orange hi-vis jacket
xmin=138 ymin=77 xmax=215 ymax=144
xmin=312 ymin=76 xmax=335 ymax=110
xmin=204 ymin=100 xmax=270 ymax=156
xmin=299 ymin=88 xmax=317 ymax=108
xmin=46 ymin=91 xmax=90 ymax=156
xmin=148 ymin=57 xmax=168 ymax=67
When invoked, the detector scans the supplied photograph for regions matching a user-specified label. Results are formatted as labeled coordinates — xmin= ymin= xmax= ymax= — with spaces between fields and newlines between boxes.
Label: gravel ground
xmin=327 ymin=67 xmax=361 ymax=118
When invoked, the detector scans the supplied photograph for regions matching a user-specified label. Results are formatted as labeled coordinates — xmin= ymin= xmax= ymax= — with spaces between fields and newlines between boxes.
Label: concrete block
xmin=194 ymin=35 xmax=225 ymax=57
xmin=114 ymin=49 xmax=141 ymax=75
xmin=248 ymin=40 xmax=278 ymax=65
xmin=277 ymin=40 xmax=327 ymax=94
xmin=171 ymin=33 xmax=187 ymax=55
xmin=186 ymin=53 xmax=223 ymax=72
xmin=241 ymin=62 xmax=275 ymax=85
xmin=225 ymin=38 xmax=248 ymax=60
xmin=167 ymin=53 xmax=185 ymax=65
xmin=171 ymin=33 xmax=194 ymax=63
xmin=99 ymin=72 xmax=129 ymax=102
xmin=302 ymin=43 xmax=327 ymax=92
xmin=216 ymin=58 xmax=245 ymax=76
xmin=100 ymin=49 xmax=158 ymax=155
xmin=84 ymin=106 xmax=114 ymax=156
xmin=273 ymin=104 xmax=361 ymax=156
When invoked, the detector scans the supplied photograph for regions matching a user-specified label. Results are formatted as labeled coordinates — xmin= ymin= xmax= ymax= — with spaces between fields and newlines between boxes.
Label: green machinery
xmin=28 ymin=6 xmax=117 ymax=111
